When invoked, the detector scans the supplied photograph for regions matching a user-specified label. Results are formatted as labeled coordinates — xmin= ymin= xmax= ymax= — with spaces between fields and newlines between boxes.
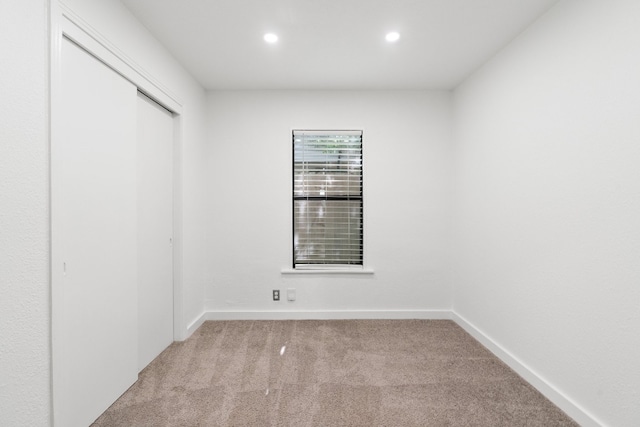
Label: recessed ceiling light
xmin=386 ymin=32 xmax=400 ymax=42
xmin=264 ymin=33 xmax=278 ymax=44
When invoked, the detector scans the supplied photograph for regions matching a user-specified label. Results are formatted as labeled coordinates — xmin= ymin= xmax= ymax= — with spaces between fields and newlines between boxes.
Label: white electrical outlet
xmin=287 ymin=288 xmax=296 ymax=301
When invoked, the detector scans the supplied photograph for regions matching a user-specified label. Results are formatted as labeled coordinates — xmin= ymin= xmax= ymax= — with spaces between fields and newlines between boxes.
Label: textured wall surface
xmin=452 ymin=0 xmax=640 ymax=425
xmin=0 ymin=1 xmax=51 ymax=426
xmin=206 ymin=90 xmax=453 ymax=314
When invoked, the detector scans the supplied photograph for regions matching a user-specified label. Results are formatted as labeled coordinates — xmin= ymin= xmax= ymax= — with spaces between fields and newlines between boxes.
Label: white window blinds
xmin=293 ymin=130 xmax=363 ymax=268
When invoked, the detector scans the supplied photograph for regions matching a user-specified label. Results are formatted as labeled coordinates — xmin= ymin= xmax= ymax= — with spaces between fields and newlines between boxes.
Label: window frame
xmin=291 ymin=129 xmax=364 ymax=270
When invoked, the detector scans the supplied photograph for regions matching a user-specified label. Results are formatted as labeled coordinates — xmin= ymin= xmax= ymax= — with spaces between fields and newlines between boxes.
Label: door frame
xmin=50 ymin=1 xmax=186 ymax=424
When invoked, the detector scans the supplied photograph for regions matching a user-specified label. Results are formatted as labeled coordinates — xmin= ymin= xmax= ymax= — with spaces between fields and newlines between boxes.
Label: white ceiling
xmin=120 ymin=0 xmax=559 ymax=90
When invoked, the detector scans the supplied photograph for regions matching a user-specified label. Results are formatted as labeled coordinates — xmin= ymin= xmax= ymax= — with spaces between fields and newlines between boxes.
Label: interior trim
xmin=452 ymin=311 xmax=603 ymax=427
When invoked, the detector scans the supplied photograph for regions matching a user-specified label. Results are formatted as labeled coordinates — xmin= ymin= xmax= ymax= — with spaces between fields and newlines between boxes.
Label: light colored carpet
xmin=92 ymin=319 xmax=577 ymax=426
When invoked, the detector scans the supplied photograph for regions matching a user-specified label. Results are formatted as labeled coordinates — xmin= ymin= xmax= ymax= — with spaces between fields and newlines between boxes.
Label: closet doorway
xmin=53 ymin=37 xmax=175 ymax=427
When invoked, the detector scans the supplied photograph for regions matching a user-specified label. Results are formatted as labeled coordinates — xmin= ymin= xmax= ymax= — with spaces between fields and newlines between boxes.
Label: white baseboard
xmin=451 ymin=311 xmax=604 ymax=427
xmin=202 ymin=309 xmax=451 ymax=321
xmin=185 ymin=312 xmax=207 ymax=339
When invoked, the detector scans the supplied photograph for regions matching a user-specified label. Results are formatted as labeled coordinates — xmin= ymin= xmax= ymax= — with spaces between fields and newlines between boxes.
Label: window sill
xmin=281 ymin=268 xmax=374 ymax=275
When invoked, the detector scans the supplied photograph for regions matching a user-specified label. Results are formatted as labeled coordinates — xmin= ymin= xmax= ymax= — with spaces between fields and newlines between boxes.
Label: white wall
xmin=0 ymin=2 xmax=50 ymax=425
xmin=452 ymin=0 xmax=640 ymax=425
xmin=206 ymin=91 xmax=452 ymax=316
xmin=61 ymin=0 xmax=209 ymax=331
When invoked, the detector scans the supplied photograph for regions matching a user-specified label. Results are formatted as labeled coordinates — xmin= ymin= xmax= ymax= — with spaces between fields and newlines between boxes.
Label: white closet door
xmin=137 ymin=93 xmax=174 ymax=371
xmin=57 ymin=38 xmax=138 ymax=427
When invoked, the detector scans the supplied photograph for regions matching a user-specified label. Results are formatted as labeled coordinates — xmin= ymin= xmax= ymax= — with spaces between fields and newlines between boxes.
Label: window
xmin=293 ymin=130 xmax=363 ymax=269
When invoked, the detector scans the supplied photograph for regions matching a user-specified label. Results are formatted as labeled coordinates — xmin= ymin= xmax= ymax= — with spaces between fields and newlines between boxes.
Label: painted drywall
xmin=452 ymin=0 xmax=640 ymax=425
xmin=62 ymin=0 xmax=209 ymax=332
xmin=0 ymin=1 xmax=51 ymax=426
xmin=206 ymin=90 xmax=453 ymax=315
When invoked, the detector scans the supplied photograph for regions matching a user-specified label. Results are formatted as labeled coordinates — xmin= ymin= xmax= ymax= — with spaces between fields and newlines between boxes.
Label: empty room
xmin=2 ymin=0 xmax=639 ymax=426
